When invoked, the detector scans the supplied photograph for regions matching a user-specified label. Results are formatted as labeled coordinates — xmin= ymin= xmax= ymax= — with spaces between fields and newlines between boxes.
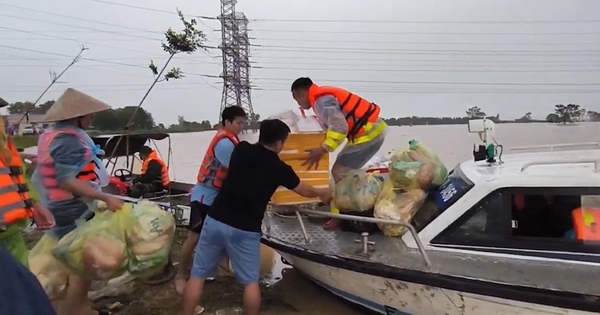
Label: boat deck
xmin=262 ymin=208 xmax=600 ymax=296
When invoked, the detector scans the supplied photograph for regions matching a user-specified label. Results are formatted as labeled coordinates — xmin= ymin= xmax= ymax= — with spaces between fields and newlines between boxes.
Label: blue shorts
xmin=191 ymin=216 xmax=261 ymax=285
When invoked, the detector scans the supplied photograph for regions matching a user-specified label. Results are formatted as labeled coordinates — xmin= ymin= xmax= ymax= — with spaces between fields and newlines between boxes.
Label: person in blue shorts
xmin=180 ymin=119 xmax=332 ymax=315
xmin=175 ymin=106 xmax=247 ymax=294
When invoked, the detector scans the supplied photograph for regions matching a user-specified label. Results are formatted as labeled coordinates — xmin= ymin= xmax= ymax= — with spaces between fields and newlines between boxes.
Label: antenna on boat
xmin=468 ymin=118 xmax=503 ymax=165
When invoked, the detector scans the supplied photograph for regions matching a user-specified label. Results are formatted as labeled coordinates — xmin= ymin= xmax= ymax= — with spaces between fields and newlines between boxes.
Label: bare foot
xmin=174 ymin=274 xmax=187 ymax=295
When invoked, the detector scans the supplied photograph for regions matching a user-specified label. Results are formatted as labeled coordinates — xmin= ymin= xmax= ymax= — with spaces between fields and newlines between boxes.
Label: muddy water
xmin=32 ymin=122 xmax=599 ymax=314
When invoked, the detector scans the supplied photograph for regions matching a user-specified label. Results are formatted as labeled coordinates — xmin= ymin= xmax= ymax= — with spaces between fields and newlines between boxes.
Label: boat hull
xmin=277 ymin=252 xmax=599 ymax=315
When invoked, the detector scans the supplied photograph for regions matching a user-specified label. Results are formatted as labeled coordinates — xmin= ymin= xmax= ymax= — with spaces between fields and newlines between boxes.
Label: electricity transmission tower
xmin=218 ymin=0 xmax=254 ymax=119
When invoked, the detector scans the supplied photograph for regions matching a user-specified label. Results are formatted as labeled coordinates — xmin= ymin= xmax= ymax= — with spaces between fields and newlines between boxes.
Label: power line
xmin=251 ymin=37 xmax=600 ymax=46
xmin=0 ymin=44 xmax=217 ymax=78
xmin=251 ymin=77 xmax=600 ymax=86
xmin=81 ymin=1 xmax=600 ymax=24
xmin=0 ymin=3 xmax=164 ymax=35
xmin=4 ymin=85 xmax=600 ymax=94
xmin=248 ymin=44 xmax=600 ymax=54
xmin=252 ymin=66 xmax=600 ymax=73
xmin=246 ymin=29 xmax=600 ymax=36
xmin=0 ymin=26 xmax=165 ymax=57
xmin=0 ymin=13 xmax=160 ymax=41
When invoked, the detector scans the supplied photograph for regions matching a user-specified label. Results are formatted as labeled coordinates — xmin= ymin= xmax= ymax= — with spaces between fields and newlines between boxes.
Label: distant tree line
xmin=3 ymin=101 xmax=598 ymax=134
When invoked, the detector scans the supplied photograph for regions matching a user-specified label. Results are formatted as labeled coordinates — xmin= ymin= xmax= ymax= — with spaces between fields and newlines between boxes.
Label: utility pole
xmin=218 ymin=0 xmax=254 ymax=120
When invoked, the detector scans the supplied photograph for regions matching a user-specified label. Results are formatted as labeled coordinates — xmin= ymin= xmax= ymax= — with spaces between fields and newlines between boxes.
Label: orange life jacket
xmin=572 ymin=207 xmax=600 ymax=241
xmin=197 ymin=129 xmax=239 ymax=189
xmin=0 ymin=138 xmax=34 ymax=227
xmin=141 ymin=150 xmax=170 ymax=187
xmin=307 ymin=84 xmax=381 ymax=140
xmin=37 ymin=128 xmax=98 ymax=201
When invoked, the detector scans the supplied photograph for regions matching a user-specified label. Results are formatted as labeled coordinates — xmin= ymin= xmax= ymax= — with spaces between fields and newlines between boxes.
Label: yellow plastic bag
xmin=29 ymin=234 xmax=70 ymax=300
xmin=374 ymin=179 xmax=427 ymax=237
xmin=334 ymin=170 xmax=385 ymax=212
xmin=52 ymin=207 xmax=131 ymax=280
xmin=388 ymin=140 xmax=448 ymax=189
xmin=408 ymin=140 xmax=448 ymax=187
xmin=125 ymin=201 xmax=175 ymax=277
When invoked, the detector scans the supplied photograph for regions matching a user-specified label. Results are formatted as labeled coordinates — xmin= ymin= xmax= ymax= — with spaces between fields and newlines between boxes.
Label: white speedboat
xmin=261 ymin=119 xmax=600 ymax=315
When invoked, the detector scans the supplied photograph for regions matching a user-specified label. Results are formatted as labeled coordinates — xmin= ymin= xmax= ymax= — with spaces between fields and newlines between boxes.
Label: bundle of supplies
xmin=373 ymin=140 xmax=447 ymax=236
xmin=334 ymin=170 xmax=386 ymax=212
xmin=388 ymin=140 xmax=448 ymax=190
xmin=52 ymin=201 xmax=175 ymax=280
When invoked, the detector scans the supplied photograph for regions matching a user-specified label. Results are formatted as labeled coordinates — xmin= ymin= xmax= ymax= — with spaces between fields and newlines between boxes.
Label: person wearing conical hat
xmin=32 ymin=88 xmax=123 ymax=315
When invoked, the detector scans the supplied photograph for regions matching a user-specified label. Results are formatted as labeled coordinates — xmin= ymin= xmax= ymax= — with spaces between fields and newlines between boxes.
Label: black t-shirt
xmin=209 ymin=141 xmax=300 ymax=232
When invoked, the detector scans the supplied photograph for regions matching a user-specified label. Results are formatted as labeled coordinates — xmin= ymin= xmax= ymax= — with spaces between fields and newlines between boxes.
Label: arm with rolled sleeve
xmin=313 ymin=95 xmax=348 ymax=152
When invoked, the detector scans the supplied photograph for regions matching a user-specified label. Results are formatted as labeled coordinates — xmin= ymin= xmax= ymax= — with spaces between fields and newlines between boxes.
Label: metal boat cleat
xmin=354 ymin=232 xmax=376 ymax=255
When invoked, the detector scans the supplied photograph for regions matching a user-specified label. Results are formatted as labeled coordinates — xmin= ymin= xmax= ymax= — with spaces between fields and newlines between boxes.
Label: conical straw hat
xmin=43 ymin=88 xmax=111 ymax=122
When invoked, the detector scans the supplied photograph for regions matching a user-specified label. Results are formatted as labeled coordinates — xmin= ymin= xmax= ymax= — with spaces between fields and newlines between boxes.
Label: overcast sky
xmin=1 ymin=0 xmax=599 ymax=124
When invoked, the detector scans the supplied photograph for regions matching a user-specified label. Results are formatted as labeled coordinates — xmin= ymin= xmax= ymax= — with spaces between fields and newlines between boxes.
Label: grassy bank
xmin=12 ymin=135 xmax=39 ymax=149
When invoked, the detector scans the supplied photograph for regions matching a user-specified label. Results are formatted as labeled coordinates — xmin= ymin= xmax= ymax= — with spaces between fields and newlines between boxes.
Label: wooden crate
xmin=271 ymin=132 xmax=330 ymax=205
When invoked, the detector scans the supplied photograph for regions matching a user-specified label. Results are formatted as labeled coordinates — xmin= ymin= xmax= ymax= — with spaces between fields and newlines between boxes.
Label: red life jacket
xmin=307 ymin=84 xmax=380 ymax=140
xmin=37 ymin=128 xmax=98 ymax=201
xmin=196 ymin=129 xmax=239 ymax=189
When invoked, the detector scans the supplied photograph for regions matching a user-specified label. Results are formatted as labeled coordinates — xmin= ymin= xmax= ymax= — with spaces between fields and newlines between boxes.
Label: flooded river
xmin=31 ymin=122 xmax=600 ymax=314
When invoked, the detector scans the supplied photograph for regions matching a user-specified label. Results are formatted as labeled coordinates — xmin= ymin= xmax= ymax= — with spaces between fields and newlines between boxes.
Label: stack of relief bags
xmin=28 ymin=200 xmax=175 ymax=299
xmin=333 ymin=140 xmax=448 ymax=237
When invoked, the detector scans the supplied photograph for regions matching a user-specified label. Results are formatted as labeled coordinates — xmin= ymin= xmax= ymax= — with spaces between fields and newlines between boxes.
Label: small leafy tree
xmin=126 ymin=9 xmax=207 ymax=129
xmin=466 ymin=106 xmax=486 ymax=119
xmin=107 ymin=9 xmax=206 ymax=158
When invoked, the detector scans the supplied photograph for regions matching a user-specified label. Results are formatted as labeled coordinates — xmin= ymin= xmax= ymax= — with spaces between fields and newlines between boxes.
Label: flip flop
xmin=195 ymin=306 xmax=206 ymax=314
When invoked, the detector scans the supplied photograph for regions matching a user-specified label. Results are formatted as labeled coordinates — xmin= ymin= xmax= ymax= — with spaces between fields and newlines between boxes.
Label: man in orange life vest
xmin=175 ymin=105 xmax=247 ymax=294
xmin=33 ymin=88 xmax=124 ymax=315
xmin=291 ymin=77 xmax=387 ymax=230
xmin=129 ymin=145 xmax=170 ymax=198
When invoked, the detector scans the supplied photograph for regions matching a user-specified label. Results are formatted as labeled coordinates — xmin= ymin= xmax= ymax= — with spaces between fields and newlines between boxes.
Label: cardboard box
xmin=271 ymin=132 xmax=330 ymax=205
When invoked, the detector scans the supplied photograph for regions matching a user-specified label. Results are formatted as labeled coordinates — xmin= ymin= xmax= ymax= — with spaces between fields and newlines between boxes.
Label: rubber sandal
xmin=195 ymin=305 xmax=205 ymax=314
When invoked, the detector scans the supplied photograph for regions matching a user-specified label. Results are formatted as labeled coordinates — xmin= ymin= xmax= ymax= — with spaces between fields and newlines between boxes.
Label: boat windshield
xmin=411 ymin=165 xmax=474 ymax=232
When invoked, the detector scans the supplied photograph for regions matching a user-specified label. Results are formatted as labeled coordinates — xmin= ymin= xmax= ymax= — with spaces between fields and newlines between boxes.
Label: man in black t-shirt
xmin=180 ymin=119 xmax=332 ymax=315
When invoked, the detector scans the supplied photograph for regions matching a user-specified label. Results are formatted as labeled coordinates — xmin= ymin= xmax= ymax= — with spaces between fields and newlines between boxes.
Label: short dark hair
xmin=221 ymin=106 xmax=247 ymax=125
xmin=291 ymin=77 xmax=313 ymax=92
xmin=139 ymin=146 xmax=152 ymax=156
xmin=258 ymin=119 xmax=291 ymax=145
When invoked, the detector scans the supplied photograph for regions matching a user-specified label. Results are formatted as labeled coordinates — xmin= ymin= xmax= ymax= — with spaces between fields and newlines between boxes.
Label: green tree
xmin=92 ymin=106 xmax=155 ymax=131
xmin=466 ymin=106 xmax=486 ymax=119
xmin=554 ymin=104 xmax=581 ymax=124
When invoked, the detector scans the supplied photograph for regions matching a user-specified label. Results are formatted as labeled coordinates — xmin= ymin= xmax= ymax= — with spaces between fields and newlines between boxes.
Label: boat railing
xmin=520 ymin=158 xmax=600 ymax=172
xmin=510 ymin=142 xmax=600 ymax=152
xmin=264 ymin=208 xmax=432 ymax=267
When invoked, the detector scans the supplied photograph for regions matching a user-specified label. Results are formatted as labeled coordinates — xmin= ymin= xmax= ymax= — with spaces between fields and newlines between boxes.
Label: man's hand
xmin=101 ymin=194 xmax=124 ymax=212
xmin=32 ymin=203 xmax=55 ymax=230
xmin=317 ymin=188 xmax=332 ymax=205
xmin=302 ymin=146 xmax=328 ymax=170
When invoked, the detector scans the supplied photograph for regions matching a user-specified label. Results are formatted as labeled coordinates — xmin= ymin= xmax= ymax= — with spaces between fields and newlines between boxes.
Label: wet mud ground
xmin=25 ymin=228 xmax=365 ymax=315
